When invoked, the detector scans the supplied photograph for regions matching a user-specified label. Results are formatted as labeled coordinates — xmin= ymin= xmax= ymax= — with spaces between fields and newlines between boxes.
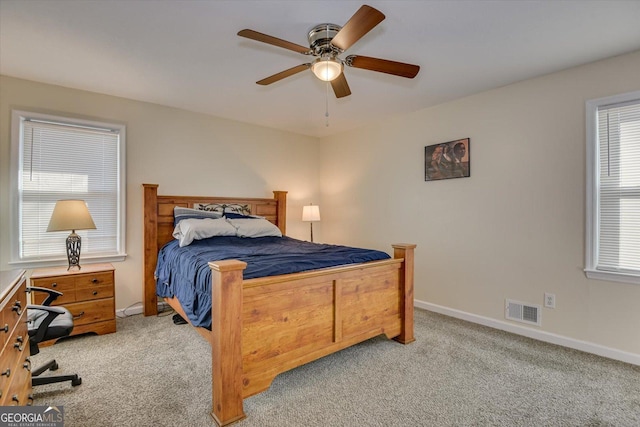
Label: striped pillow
xmin=173 ymin=207 xmax=223 ymax=225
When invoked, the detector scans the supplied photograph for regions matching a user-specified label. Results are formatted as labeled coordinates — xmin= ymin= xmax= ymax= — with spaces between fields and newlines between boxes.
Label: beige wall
xmin=319 ymin=50 xmax=640 ymax=356
xmin=2 ymin=50 xmax=639 ymax=359
xmin=0 ymin=76 xmax=319 ymax=309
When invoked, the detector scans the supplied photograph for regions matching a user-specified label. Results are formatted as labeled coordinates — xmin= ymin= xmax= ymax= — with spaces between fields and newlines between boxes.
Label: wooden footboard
xmin=207 ymin=244 xmax=415 ymax=425
xmin=143 ymin=184 xmax=415 ymax=426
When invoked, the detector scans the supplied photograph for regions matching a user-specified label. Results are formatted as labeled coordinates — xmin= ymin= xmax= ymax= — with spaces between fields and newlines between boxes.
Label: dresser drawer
xmin=0 ymin=270 xmax=31 ymax=404
xmin=2 ymin=349 xmax=33 ymax=406
xmin=0 ymin=310 xmax=28 ymax=402
xmin=3 ymin=285 xmax=27 ymax=333
xmin=0 ymin=311 xmax=8 ymax=350
xmin=3 ymin=345 xmax=31 ymax=406
xmin=65 ymin=298 xmax=115 ymax=327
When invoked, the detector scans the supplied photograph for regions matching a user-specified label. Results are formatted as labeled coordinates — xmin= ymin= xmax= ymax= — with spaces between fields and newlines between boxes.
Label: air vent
xmin=505 ymin=299 xmax=541 ymax=326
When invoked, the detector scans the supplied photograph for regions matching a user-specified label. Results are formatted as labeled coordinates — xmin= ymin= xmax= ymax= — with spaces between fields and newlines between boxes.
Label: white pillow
xmin=173 ymin=218 xmax=237 ymax=247
xmin=226 ymin=218 xmax=282 ymax=238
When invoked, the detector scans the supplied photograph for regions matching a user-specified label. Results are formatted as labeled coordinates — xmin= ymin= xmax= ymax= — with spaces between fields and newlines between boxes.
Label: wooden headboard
xmin=142 ymin=184 xmax=287 ymax=316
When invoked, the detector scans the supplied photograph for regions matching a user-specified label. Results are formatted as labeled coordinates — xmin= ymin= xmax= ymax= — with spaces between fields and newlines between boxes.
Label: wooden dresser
xmin=0 ymin=269 xmax=32 ymax=405
xmin=30 ymin=263 xmax=116 ymax=342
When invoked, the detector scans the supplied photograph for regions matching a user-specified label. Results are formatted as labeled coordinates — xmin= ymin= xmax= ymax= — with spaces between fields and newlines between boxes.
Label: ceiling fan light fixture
xmin=311 ymin=56 xmax=343 ymax=82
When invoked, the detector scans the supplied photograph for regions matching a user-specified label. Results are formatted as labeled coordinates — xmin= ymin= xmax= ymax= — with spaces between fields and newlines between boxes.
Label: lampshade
xmin=47 ymin=200 xmax=97 ymax=232
xmin=311 ymin=57 xmax=343 ymax=82
xmin=302 ymin=205 xmax=321 ymax=222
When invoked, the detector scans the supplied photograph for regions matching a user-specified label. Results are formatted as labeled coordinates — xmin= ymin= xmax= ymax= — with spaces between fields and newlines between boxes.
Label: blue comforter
xmin=155 ymin=236 xmax=390 ymax=328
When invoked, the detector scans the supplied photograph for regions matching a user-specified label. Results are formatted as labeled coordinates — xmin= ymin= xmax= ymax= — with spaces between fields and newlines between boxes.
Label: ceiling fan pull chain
xmin=325 ymin=81 xmax=330 ymax=127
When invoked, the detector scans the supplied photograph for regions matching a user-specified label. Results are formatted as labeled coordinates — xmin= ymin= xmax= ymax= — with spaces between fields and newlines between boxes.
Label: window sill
xmin=584 ymin=269 xmax=640 ymax=285
xmin=9 ymin=254 xmax=127 ymax=270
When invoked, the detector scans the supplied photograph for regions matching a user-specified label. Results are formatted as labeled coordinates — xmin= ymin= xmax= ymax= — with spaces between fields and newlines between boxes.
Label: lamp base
xmin=66 ymin=231 xmax=82 ymax=270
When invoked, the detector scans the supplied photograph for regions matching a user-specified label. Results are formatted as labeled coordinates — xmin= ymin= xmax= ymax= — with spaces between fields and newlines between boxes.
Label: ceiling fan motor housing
xmin=308 ymin=23 xmax=343 ymax=55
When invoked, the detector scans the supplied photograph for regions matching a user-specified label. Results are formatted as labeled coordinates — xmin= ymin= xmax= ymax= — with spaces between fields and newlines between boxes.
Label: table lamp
xmin=47 ymin=200 xmax=97 ymax=270
xmin=302 ymin=204 xmax=320 ymax=242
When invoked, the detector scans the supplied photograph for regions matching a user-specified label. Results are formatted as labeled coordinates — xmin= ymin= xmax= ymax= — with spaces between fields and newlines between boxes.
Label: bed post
xmin=273 ymin=191 xmax=287 ymax=235
xmin=143 ymin=184 xmax=159 ymax=316
xmin=392 ymin=243 xmax=416 ymax=344
xmin=209 ymin=260 xmax=248 ymax=426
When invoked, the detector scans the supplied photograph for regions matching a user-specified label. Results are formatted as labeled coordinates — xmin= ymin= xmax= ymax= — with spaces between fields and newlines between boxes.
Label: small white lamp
xmin=302 ymin=204 xmax=321 ymax=242
xmin=47 ymin=200 xmax=97 ymax=270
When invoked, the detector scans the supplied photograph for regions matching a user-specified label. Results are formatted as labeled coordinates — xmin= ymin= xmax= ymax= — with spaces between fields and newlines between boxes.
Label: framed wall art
xmin=425 ymin=138 xmax=470 ymax=181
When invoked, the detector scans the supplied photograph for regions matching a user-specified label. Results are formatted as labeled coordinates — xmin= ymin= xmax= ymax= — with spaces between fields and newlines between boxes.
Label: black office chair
xmin=27 ymin=286 xmax=82 ymax=387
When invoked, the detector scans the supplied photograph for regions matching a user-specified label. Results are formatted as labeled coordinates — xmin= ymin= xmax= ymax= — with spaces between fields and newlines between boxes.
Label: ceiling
xmin=2 ymin=1 xmax=640 ymax=138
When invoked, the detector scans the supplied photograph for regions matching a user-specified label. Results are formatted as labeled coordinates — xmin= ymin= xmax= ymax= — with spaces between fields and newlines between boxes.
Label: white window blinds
xmin=595 ymin=99 xmax=640 ymax=275
xmin=14 ymin=112 xmax=125 ymax=263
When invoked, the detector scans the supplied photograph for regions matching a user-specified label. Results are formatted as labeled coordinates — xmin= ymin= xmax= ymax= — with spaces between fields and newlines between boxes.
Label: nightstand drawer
xmin=75 ymin=271 xmax=113 ymax=289
xmin=31 ymin=276 xmax=75 ymax=292
xmin=65 ymin=298 xmax=114 ymax=327
xmin=32 ymin=289 xmax=76 ymax=306
xmin=31 ymin=276 xmax=76 ymax=305
xmin=76 ymin=284 xmax=114 ymax=302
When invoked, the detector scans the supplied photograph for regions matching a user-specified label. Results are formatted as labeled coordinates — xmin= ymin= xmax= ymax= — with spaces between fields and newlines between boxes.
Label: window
xmin=10 ymin=110 xmax=126 ymax=267
xmin=585 ymin=91 xmax=640 ymax=285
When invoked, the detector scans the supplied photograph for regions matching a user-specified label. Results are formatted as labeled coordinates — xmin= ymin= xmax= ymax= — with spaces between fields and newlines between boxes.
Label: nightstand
xmin=30 ymin=263 xmax=116 ymax=343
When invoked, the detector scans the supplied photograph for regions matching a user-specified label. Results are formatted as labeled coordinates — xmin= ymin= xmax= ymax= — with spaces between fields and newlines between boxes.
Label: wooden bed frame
xmin=142 ymin=184 xmax=416 ymax=426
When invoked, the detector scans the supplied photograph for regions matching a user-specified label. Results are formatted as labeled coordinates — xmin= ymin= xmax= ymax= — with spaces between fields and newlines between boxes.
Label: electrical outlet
xmin=544 ymin=293 xmax=556 ymax=309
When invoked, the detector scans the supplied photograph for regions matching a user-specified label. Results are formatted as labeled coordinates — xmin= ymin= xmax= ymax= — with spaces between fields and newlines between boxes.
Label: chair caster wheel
xmin=71 ymin=377 xmax=82 ymax=386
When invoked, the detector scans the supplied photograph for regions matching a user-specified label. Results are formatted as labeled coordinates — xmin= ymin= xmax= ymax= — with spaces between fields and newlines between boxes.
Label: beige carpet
xmin=32 ymin=309 xmax=640 ymax=426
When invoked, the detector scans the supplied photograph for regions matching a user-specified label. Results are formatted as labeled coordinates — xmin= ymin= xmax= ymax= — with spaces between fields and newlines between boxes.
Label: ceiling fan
xmin=238 ymin=4 xmax=420 ymax=98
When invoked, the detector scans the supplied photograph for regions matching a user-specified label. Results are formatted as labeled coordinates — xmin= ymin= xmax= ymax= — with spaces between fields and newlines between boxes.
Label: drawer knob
xmin=1 ymin=369 xmax=10 ymax=377
xmin=13 ymin=342 xmax=22 ymax=352
xmin=51 ymin=282 xmax=58 ymax=287
xmin=91 ymin=278 xmax=99 ymax=284
xmin=93 ymin=291 xmax=98 ymax=296
xmin=16 ymin=335 xmax=23 ymax=343
xmin=11 ymin=303 xmax=22 ymax=316
xmin=27 ymin=394 xmax=34 ymax=406
xmin=12 ymin=395 xmax=19 ymax=403
xmin=1 ymin=324 xmax=8 ymax=333
xmin=73 ymin=311 xmax=85 ymax=320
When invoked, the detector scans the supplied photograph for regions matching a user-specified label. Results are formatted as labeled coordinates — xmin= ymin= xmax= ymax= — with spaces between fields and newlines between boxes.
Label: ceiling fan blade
xmin=256 ymin=64 xmax=310 ymax=85
xmin=346 ymin=55 xmax=420 ymax=78
xmin=331 ymin=73 xmax=351 ymax=98
xmin=238 ymin=29 xmax=312 ymax=54
xmin=330 ymin=5 xmax=385 ymax=51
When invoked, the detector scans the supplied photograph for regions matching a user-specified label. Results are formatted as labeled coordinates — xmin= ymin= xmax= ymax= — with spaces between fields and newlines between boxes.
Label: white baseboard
xmin=116 ymin=301 xmax=169 ymax=318
xmin=415 ymin=299 xmax=640 ymax=367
